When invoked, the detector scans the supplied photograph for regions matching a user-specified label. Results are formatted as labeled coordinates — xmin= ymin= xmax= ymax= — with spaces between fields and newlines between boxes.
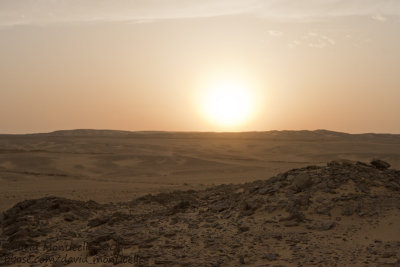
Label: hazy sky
xmin=1 ymin=0 xmax=399 ymax=133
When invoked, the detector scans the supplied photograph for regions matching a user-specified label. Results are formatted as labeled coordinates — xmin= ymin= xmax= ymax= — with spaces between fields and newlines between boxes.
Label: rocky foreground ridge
xmin=1 ymin=160 xmax=400 ymax=266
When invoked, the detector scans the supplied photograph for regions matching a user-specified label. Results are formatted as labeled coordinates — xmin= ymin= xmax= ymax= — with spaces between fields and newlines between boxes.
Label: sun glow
xmin=203 ymin=81 xmax=255 ymax=127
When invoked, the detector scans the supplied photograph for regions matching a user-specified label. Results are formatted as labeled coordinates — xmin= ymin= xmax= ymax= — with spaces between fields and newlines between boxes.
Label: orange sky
xmin=1 ymin=1 xmax=399 ymax=134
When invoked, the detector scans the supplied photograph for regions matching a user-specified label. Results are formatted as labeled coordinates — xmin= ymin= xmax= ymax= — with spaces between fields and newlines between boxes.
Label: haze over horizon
xmin=2 ymin=128 xmax=400 ymax=136
xmin=1 ymin=0 xmax=399 ymax=134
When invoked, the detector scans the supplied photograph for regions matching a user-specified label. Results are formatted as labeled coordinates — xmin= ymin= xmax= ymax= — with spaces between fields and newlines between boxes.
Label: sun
xmin=203 ymin=81 xmax=254 ymax=127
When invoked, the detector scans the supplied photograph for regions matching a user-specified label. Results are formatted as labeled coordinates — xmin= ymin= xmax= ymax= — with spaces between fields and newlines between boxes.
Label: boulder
xmin=370 ymin=159 xmax=390 ymax=170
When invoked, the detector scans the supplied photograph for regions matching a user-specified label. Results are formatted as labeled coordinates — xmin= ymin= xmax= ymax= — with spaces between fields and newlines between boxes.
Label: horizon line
xmin=1 ymin=128 xmax=399 ymax=136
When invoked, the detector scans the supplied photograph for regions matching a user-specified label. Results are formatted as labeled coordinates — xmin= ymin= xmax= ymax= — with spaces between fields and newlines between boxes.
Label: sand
xmin=1 ymin=130 xmax=399 ymax=212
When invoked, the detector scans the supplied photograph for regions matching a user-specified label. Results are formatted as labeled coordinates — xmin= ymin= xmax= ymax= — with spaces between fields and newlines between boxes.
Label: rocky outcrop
xmin=1 ymin=160 xmax=399 ymax=266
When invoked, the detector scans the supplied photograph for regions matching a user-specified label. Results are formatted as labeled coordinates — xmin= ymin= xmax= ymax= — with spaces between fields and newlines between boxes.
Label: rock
xmin=370 ymin=159 xmax=390 ymax=170
xmin=238 ymin=226 xmax=250 ymax=233
xmin=240 ymin=201 xmax=257 ymax=216
xmin=321 ymin=222 xmax=336 ymax=230
xmin=263 ymin=253 xmax=278 ymax=261
xmin=169 ymin=217 xmax=179 ymax=225
xmin=290 ymin=174 xmax=313 ymax=192
xmin=188 ymin=223 xmax=199 ymax=229
xmin=139 ymin=243 xmax=153 ymax=249
xmin=63 ymin=213 xmax=76 ymax=222
xmin=272 ymin=233 xmax=283 ymax=240
xmin=284 ymin=221 xmax=299 ymax=227
xmin=209 ymin=202 xmax=230 ymax=212
xmin=280 ymin=211 xmax=306 ymax=222
xmin=259 ymin=182 xmax=282 ymax=195
xmin=2 ymin=197 xmax=100 ymax=227
xmin=341 ymin=202 xmax=359 ymax=216
xmin=170 ymin=200 xmax=191 ymax=214
xmin=388 ymin=181 xmax=400 ymax=191
xmin=286 ymin=194 xmax=311 ymax=213
xmin=357 ymin=184 xmax=370 ymax=193
xmin=314 ymin=203 xmax=334 ymax=215
xmin=327 ymin=160 xmax=355 ymax=168
xmin=88 ymin=217 xmax=108 ymax=227
xmin=239 ymin=255 xmax=245 ymax=264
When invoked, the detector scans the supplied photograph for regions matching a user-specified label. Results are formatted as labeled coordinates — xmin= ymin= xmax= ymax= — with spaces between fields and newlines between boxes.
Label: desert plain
xmin=0 ymin=130 xmax=400 ymax=266
xmin=1 ymin=130 xmax=400 ymax=211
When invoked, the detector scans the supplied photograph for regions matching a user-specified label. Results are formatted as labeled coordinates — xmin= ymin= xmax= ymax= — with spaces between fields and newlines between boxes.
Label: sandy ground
xmin=1 ymin=130 xmax=400 ymax=212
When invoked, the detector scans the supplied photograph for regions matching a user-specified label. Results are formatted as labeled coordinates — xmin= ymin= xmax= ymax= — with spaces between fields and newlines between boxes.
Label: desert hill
xmin=7 ymin=129 xmax=400 ymax=142
xmin=1 ymin=160 xmax=399 ymax=266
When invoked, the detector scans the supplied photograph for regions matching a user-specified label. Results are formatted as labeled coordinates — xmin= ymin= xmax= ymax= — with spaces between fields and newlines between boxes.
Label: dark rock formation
xmin=371 ymin=159 xmax=391 ymax=170
xmin=1 ymin=160 xmax=399 ymax=266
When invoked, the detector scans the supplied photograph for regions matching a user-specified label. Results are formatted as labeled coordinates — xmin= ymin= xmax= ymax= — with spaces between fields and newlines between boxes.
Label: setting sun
xmin=203 ymin=81 xmax=255 ymax=127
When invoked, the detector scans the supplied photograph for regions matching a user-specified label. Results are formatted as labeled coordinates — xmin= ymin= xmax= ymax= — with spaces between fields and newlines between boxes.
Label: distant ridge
xmin=0 ymin=129 xmax=394 ymax=142
xmin=1 ymin=129 xmax=399 ymax=142
xmin=46 ymin=129 xmax=138 ymax=136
